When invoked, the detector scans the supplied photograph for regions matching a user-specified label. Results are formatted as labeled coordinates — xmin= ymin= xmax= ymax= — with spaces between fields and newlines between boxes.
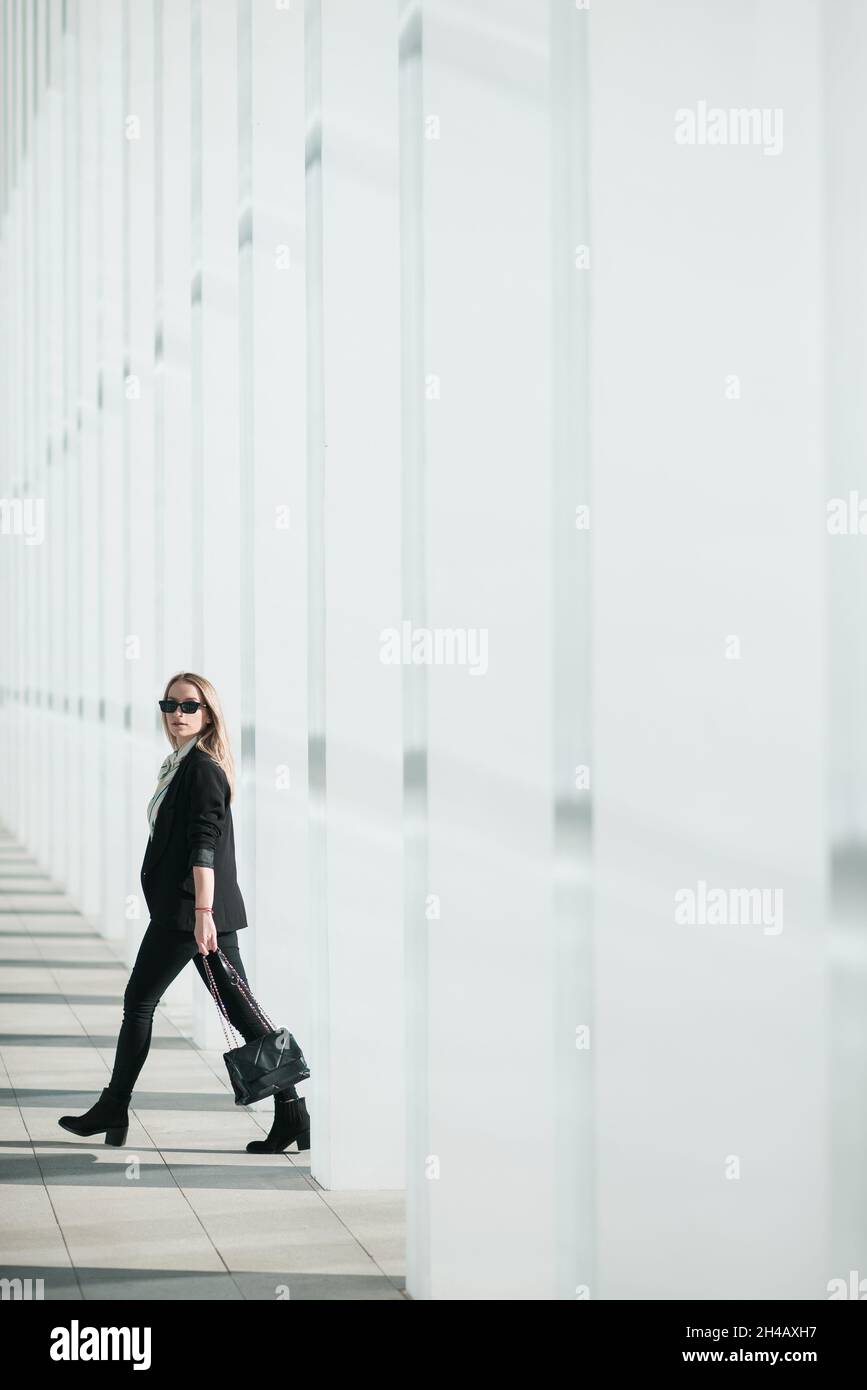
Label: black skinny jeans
xmin=106 ymin=919 xmax=297 ymax=1104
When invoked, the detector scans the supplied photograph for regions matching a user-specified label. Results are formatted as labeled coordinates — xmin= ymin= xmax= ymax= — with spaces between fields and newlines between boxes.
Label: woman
xmin=58 ymin=672 xmax=309 ymax=1155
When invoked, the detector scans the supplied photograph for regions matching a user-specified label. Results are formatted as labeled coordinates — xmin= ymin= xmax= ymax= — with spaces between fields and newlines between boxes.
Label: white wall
xmin=2 ymin=0 xmax=856 ymax=1301
xmin=591 ymin=0 xmax=826 ymax=1297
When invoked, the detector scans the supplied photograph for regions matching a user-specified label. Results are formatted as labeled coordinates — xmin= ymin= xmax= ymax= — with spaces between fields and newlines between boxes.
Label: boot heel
xmin=105 ymin=1125 xmax=128 ymax=1147
xmin=295 ymin=1129 xmax=310 ymax=1152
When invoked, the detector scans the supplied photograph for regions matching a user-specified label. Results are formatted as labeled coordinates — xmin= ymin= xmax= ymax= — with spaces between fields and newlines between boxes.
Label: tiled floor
xmin=0 ymin=827 xmax=406 ymax=1300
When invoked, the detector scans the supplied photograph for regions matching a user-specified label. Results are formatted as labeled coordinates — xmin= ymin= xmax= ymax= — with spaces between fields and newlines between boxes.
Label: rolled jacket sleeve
xmin=186 ymin=757 xmax=228 ymax=872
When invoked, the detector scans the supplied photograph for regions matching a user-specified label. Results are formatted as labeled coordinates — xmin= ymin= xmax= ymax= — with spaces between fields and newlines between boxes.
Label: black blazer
xmin=140 ymin=743 xmax=249 ymax=934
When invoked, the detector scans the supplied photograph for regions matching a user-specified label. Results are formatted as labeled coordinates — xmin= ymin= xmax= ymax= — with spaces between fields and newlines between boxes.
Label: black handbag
xmin=201 ymin=948 xmax=311 ymax=1106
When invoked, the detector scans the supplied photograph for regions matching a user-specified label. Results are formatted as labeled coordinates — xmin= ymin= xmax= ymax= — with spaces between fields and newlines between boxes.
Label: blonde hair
xmin=161 ymin=671 xmax=236 ymax=802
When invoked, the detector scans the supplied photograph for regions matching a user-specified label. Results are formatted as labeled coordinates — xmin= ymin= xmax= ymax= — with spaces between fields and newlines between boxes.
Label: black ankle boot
xmin=246 ymin=1095 xmax=310 ymax=1154
xmin=58 ymin=1087 xmax=130 ymax=1147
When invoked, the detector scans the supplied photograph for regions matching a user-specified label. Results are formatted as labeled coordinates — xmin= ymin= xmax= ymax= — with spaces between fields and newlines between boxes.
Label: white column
xmin=99 ymin=0 xmax=127 ymax=944
xmin=824 ymin=0 xmax=867 ymax=1289
xmin=61 ymin=0 xmax=81 ymax=905
xmin=19 ymin=0 xmax=35 ymax=855
xmin=31 ymin=0 xmax=50 ymax=874
xmin=307 ymin=0 xmax=404 ymax=1190
xmin=45 ymin=0 xmax=66 ymax=883
xmin=19 ymin=0 xmax=37 ymax=854
xmin=157 ymin=0 xmax=193 ymax=679
xmin=409 ymin=0 xmax=561 ymax=1297
xmin=150 ymin=0 xmax=194 ymax=1016
xmin=590 ymin=0 xmax=826 ymax=1297
xmin=124 ymin=0 xmax=158 ymax=963
xmin=243 ymin=1 xmax=309 ymax=1051
xmin=78 ymin=0 xmax=102 ymax=933
xmin=190 ymin=0 xmax=241 ymax=1049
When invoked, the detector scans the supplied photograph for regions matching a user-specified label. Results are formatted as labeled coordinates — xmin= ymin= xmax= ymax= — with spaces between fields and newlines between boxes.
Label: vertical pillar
xmin=78 ymin=0 xmax=102 ymax=932
xmin=825 ymin=0 xmax=867 ymax=1291
xmin=590 ymin=0 xmax=826 ymax=1297
xmin=61 ymin=0 xmax=81 ymax=903
xmin=125 ymin=0 xmax=156 ymax=946
xmin=100 ymin=0 xmax=127 ymax=942
xmin=407 ymin=0 xmax=564 ymax=1297
xmin=242 ymin=0 xmax=309 ymax=1034
xmin=307 ymin=0 xmax=405 ymax=1188
xmin=190 ymin=0 xmax=241 ymax=1047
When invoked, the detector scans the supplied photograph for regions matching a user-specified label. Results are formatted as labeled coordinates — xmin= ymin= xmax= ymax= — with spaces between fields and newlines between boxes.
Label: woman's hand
xmin=194 ymin=910 xmax=218 ymax=955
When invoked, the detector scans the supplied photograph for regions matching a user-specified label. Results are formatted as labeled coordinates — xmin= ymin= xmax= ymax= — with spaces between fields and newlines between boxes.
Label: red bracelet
xmin=194 ymin=907 xmax=214 ymax=913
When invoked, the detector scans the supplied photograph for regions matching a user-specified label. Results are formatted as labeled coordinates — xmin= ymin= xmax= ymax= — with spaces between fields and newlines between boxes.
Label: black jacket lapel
xmin=142 ymin=748 xmax=197 ymax=872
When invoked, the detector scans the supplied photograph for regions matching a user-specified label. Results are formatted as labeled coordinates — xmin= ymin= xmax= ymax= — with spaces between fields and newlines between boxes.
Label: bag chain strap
xmin=201 ymin=947 xmax=277 ymax=1051
xmin=202 ymin=953 xmax=239 ymax=1052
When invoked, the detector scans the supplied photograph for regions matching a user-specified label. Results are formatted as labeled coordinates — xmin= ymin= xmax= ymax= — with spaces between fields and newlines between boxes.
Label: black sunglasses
xmin=159 ymin=699 xmax=208 ymax=714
